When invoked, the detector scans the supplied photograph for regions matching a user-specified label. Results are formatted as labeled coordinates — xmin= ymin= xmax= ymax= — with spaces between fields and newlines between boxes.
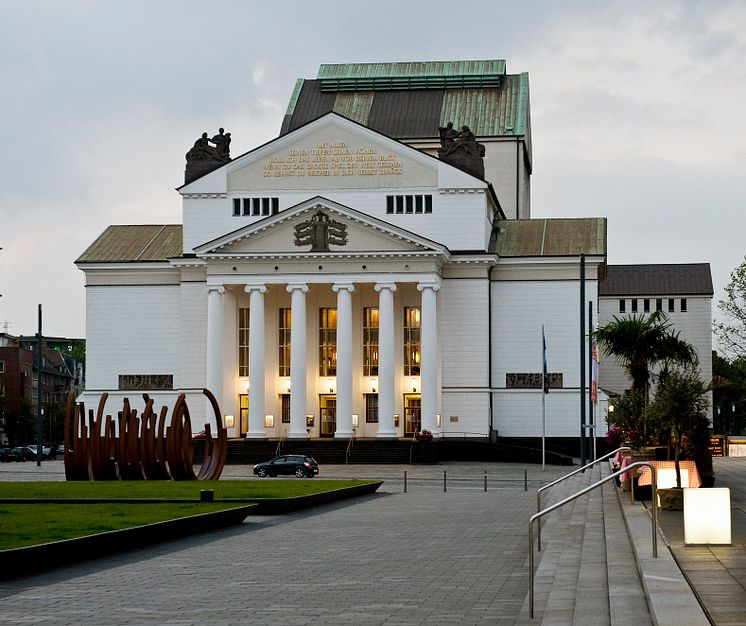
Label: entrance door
xmin=404 ymin=393 xmax=421 ymax=436
xmin=239 ymin=394 xmax=248 ymax=437
xmin=319 ymin=394 xmax=336 ymax=438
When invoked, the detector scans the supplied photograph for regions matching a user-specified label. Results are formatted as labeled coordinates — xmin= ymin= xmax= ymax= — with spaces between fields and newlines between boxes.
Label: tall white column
xmin=333 ymin=283 xmax=355 ymax=438
xmin=245 ymin=284 xmax=267 ymax=439
xmin=206 ymin=286 xmax=225 ymax=423
xmin=375 ymin=282 xmax=397 ymax=438
xmin=418 ymin=282 xmax=440 ymax=433
xmin=287 ymin=283 xmax=309 ymax=438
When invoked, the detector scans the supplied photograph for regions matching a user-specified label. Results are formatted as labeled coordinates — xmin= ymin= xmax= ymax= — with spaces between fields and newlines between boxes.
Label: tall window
xmin=281 ymin=394 xmax=290 ymax=423
xmin=365 ymin=393 xmax=379 ymax=423
xmin=631 ymin=299 xmax=638 ymax=313
xmin=319 ymin=308 xmax=337 ymax=376
xmin=278 ymin=308 xmax=291 ymax=376
xmin=681 ymin=298 xmax=687 ymax=312
xmin=239 ymin=394 xmax=248 ymax=436
xmin=404 ymin=306 xmax=421 ymax=376
xmin=363 ymin=307 xmax=379 ymax=376
xmin=238 ymin=308 xmax=249 ymax=376
xmin=619 ymin=299 xmax=626 ymax=313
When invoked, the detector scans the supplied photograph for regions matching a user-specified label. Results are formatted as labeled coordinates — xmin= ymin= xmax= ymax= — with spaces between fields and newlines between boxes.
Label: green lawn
xmin=0 ymin=479 xmax=376 ymax=550
xmin=0 ymin=479 xmax=372 ymax=500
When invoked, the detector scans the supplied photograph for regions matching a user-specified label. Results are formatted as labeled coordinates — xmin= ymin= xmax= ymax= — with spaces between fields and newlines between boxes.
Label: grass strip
xmin=0 ymin=503 xmax=245 ymax=550
xmin=0 ymin=479 xmax=373 ymax=500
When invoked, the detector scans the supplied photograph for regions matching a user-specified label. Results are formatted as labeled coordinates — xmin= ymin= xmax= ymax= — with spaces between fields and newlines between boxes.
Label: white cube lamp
xmin=684 ymin=488 xmax=731 ymax=545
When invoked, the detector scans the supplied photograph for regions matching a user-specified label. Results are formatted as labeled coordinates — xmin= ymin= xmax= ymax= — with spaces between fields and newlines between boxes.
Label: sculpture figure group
xmin=186 ymin=128 xmax=231 ymax=163
xmin=438 ymin=122 xmax=485 ymax=157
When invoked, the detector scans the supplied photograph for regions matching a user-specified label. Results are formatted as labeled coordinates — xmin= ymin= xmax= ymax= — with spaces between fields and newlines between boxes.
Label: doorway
xmin=404 ymin=393 xmax=421 ymax=436
xmin=319 ymin=394 xmax=336 ymax=438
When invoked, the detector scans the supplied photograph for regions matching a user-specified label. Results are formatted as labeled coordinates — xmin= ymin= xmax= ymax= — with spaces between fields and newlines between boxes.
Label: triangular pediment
xmin=178 ymin=113 xmax=486 ymax=194
xmin=194 ymin=197 xmax=449 ymax=259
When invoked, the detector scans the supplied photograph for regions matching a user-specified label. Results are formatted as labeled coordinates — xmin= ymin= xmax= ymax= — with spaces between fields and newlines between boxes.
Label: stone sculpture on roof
xmin=437 ymin=122 xmax=486 ymax=179
xmin=184 ymin=128 xmax=232 ymax=184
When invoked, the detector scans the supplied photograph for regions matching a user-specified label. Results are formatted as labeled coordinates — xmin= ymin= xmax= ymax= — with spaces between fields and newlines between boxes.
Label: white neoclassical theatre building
xmin=77 ymin=61 xmax=611 ymax=447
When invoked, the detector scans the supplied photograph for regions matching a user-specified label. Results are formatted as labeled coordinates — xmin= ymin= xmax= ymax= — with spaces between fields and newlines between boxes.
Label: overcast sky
xmin=1 ymin=1 xmax=744 ymax=348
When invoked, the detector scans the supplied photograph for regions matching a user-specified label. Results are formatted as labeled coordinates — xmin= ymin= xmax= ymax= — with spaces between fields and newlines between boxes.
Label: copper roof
xmin=76 ymin=225 xmax=183 ymax=263
xmin=281 ymin=61 xmax=529 ymax=139
xmin=599 ymin=264 xmax=713 ymax=296
xmin=495 ymin=218 xmax=607 ymax=257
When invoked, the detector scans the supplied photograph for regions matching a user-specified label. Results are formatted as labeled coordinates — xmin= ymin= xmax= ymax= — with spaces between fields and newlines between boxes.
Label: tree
xmin=715 ymin=256 xmax=746 ymax=358
xmin=648 ymin=368 xmax=710 ymax=489
xmin=594 ymin=310 xmax=697 ymax=401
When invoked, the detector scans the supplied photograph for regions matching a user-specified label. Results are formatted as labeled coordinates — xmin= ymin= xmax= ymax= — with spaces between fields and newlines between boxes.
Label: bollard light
xmin=684 ymin=488 xmax=731 ymax=545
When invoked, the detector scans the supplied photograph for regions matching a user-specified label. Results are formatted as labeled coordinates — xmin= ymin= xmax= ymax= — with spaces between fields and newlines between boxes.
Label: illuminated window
xmin=404 ymin=306 xmax=421 ymax=376
xmin=319 ymin=308 xmax=337 ymax=376
xmin=239 ymin=394 xmax=248 ymax=436
xmin=238 ymin=308 xmax=249 ymax=376
xmin=365 ymin=393 xmax=379 ymax=423
xmin=278 ymin=308 xmax=291 ymax=377
xmin=363 ymin=307 xmax=379 ymax=376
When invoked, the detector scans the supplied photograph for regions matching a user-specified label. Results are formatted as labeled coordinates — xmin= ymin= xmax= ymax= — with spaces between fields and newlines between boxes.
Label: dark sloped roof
xmin=495 ymin=218 xmax=606 ymax=257
xmin=599 ymin=264 xmax=713 ymax=296
xmin=281 ymin=61 xmax=529 ymax=139
xmin=76 ymin=225 xmax=183 ymax=263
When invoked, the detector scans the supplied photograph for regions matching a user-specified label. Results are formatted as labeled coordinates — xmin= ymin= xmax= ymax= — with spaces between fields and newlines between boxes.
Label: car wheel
xmin=256 ymin=468 xmax=268 ymax=478
xmin=294 ymin=467 xmax=306 ymax=478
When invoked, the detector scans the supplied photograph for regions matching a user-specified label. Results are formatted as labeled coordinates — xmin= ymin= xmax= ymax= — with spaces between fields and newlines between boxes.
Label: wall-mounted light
xmin=328 ymin=379 xmax=336 ymax=394
xmin=436 ymin=414 xmax=441 ymax=428
xmin=306 ymin=414 xmax=314 ymax=428
xmin=352 ymin=414 xmax=359 ymax=429
xmin=264 ymin=414 xmax=274 ymax=428
xmin=371 ymin=378 xmax=377 ymax=393
xmin=224 ymin=414 xmax=235 ymax=429
xmin=411 ymin=377 xmax=417 ymax=392
xmin=394 ymin=413 xmax=400 ymax=427
xmin=287 ymin=386 xmax=291 ymax=393
xmin=245 ymin=379 xmax=250 ymax=392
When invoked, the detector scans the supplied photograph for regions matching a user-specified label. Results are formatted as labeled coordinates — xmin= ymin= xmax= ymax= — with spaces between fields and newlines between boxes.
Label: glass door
xmin=404 ymin=393 xmax=421 ymax=436
xmin=239 ymin=394 xmax=248 ymax=437
xmin=319 ymin=394 xmax=336 ymax=438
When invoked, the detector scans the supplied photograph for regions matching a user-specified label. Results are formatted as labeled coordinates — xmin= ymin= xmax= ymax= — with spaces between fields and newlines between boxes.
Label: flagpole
xmin=541 ymin=324 xmax=546 ymax=471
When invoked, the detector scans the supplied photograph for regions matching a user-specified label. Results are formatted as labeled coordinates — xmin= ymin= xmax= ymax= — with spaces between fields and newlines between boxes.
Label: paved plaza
xmin=0 ymin=457 xmax=743 ymax=625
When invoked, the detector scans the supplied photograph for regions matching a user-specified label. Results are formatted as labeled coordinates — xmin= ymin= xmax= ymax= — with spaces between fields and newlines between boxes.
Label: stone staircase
xmin=518 ymin=463 xmax=653 ymax=625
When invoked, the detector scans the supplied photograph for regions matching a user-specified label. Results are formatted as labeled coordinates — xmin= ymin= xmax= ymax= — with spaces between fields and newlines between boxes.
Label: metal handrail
xmin=528 ymin=461 xmax=657 ymax=619
xmin=345 ymin=430 xmax=355 ymax=465
xmin=275 ymin=429 xmax=287 ymax=457
xmin=537 ymin=446 xmax=631 ymax=551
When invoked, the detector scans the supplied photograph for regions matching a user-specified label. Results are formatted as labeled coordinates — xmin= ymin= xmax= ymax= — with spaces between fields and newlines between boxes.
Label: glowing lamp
xmin=684 ymin=488 xmax=731 ymax=545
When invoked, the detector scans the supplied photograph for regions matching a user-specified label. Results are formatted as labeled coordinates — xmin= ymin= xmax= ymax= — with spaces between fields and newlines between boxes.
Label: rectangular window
xmin=281 ymin=394 xmax=290 ymax=423
xmin=643 ymin=299 xmax=650 ymax=313
xmin=238 ymin=308 xmax=250 ymax=376
xmin=365 ymin=393 xmax=379 ymax=423
xmin=232 ymin=197 xmax=280 ymax=217
xmin=619 ymin=299 xmax=626 ymax=313
xmin=0 ymin=361 xmax=4 ymax=374
xmin=319 ymin=308 xmax=337 ymax=376
xmin=656 ymin=298 xmax=663 ymax=311
xmin=278 ymin=308 xmax=291 ymax=377
xmin=668 ymin=298 xmax=675 ymax=312
xmin=252 ymin=198 xmax=261 ymax=216
xmin=232 ymin=198 xmax=241 ymax=216
xmin=386 ymin=194 xmax=433 ymax=215
xmin=363 ymin=307 xmax=379 ymax=376
xmin=239 ymin=394 xmax=248 ymax=436
xmin=631 ymin=299 xmax=638 ymax=313
xmin=404 ymin=306 xmax=421 ymax=376
xmin=262 ymin=197 xmax=270 ymax=216
xmin=272 ymin=197 xmax=279 ymax=215
xmin=681 ymin=298 xmax=687 ymax=312
xmin=242 ymin=198 xmax=251 ymax=216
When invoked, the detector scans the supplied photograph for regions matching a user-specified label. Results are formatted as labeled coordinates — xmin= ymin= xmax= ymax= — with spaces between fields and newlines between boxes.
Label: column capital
xmin=417 ymin=281 xmax=441 ymax=293
xmin=207 ymin=285 xmax=225 ymax=294
xmin=332 ymin=283 xmax=356 ymax=293
xmin=374 ymin=282 xmax=397 ymax=293
xmin=286 ymin=283 xmax=309 ymax=294
xmin=244 ymin=283 xmax=267 ymax=294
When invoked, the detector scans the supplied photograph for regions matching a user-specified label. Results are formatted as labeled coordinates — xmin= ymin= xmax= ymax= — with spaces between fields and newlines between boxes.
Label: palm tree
xmin=594 ymin=310 xmax=697 ymax=401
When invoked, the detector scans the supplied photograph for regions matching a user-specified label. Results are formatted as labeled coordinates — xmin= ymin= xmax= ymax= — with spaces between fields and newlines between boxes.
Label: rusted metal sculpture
xmin=63 ymin=389 xmax=227 ymax=481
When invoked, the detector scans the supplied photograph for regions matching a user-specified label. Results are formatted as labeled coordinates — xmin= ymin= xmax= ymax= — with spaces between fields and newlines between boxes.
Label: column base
xmin=287 ymin=431 xmax=309 ymax=439
xmin=377 ymin=430 xmax=397 ymax=439
xmin=246 ymin=432 xmax=267 ymax=439
xmin=334 ymin=430 xmax=353 ymax=438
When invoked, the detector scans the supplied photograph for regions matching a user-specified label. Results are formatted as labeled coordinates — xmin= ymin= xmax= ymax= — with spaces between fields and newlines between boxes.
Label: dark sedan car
xmin=253 ymin=455 xmax=319 ymax=478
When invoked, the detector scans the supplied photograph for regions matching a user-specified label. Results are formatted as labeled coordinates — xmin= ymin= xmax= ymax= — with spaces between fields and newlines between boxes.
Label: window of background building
xmin=278 ymin=308 xmax=291 ymax=376
xmin=404 ymin=307 xmax=421 ymax=376
xmin=238 ymin=308 xmax=249 ymax=376
xmin=619 ymin=299 xmax=626 ymax=313
xmin=281 ymin=393 xmax=290 ymax=423
xmin=643 ymin=299 xmax=650 ymax=313
xmin=668 ymin=298 xmax=675 ymax=312
xmin=365 ymin=393 xmax=378 ymax=423
xmin=656 ymin=298 xmax=663 ymax=311
xmin=631 ymin=299 xmax=638 ymax=313
xmin=363 ymin=307 xmax=379 ymax=376
xmin=0 ymin=361 xmax=4 ymax=374
xmin=681 ymin=298 xmax=687 ymax=312
xmin=319 ymin=308 xmax=337 ymax=376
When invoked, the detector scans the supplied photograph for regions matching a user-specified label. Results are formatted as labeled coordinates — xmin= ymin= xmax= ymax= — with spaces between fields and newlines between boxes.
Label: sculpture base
xmin=438 ymin=150 xmax=484 ymax=179
xmin=185 ymin=158 xmax=230 ymax=184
